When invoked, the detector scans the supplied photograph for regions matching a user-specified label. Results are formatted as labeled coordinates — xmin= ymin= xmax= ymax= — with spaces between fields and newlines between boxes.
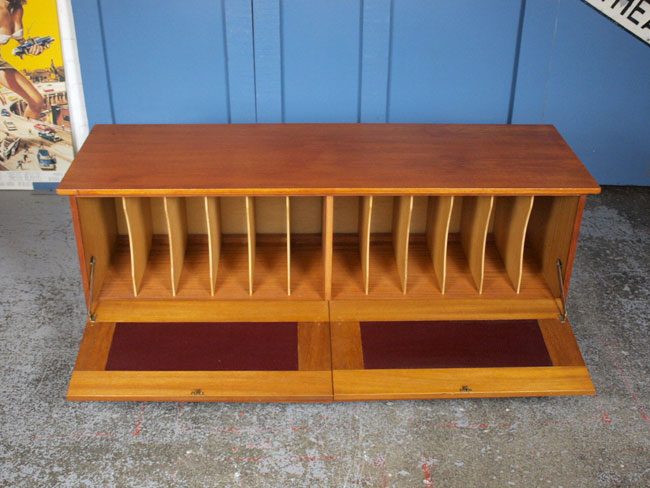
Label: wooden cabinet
xmin=57 ymin=124 xmax=600 ymax=402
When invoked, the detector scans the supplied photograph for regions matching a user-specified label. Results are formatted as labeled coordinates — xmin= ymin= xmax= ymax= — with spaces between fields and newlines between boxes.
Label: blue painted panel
xmin=360 ymin=0 xmax=392 ymax=123
xmin=388 ymin=0 xmax=522 ymax=123
xmin=70 ymin=0 xmax=113 ymax=127
xmin=281 ymin=0 xmax=362 ymax=123
xmin=253 ymin=0 xmax=282 ymax=122
xmin=98 ymin=0 xmax=229 ymax=124
xmin=511 ymin=0 xmax=560 ymax=123
xmin=224 ymin=0 xmax=256 ymax=123
xmin=542 ymin=0 xmax=650 ymax=185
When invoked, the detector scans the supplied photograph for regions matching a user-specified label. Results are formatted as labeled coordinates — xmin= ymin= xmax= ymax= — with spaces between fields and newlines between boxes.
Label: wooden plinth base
xmin=67 ymin=318 xmax=594 ymax=402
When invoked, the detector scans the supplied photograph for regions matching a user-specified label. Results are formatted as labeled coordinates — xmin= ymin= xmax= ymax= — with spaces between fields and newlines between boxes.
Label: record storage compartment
xmin=58 ymin=123 xmax=600 ymax=402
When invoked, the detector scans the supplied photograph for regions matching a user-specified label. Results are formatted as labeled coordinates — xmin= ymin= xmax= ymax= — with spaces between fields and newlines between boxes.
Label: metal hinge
xmin=556 ymin=259 xmax=568 ymax=323
xmin=88 ymin=256 xmax=97 ymax=323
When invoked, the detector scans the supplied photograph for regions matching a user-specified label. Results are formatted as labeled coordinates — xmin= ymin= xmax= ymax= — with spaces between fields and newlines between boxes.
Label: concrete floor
xmin=0 ymin=187 xmax=648 ymax=487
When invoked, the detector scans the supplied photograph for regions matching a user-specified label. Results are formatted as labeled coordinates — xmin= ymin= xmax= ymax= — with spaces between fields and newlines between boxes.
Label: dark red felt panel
xmin=360 ymin=320 xmax=552 ymax=369
xmin=105 ymin=322 xmax=298 ymax=371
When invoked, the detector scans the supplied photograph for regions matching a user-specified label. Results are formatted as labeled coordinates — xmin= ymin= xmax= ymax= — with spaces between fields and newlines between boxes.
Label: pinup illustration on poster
xmin=0 ymin=0 xmax=73 ymax=189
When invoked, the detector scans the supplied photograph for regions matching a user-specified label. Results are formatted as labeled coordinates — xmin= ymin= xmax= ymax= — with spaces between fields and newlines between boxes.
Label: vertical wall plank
xmin=388 ymin=0 xmax=521 ymax=123
xmin=281 ymin=0 xmax=361 ymax=122
xmin=510 ymin=0 xmax=560 ymax=123
xmin=392 ymin=195 xmax=414 ymax=295
xmin=253 ymin=0 xmax=283 ymax=122
xmin=97 ymin=0 xmax=229 ymax=123
xmin=360 ymin=0 xmax=392 ymax=122
xmin=70 ymin=0 xmax=113 ymax=126
xmin=224 ymin=0 xmax=257 ymax=122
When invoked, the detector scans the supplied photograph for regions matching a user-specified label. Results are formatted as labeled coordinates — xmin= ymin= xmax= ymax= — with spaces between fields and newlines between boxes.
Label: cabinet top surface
xmin=57 ymin=124 xmax=600 ymax=196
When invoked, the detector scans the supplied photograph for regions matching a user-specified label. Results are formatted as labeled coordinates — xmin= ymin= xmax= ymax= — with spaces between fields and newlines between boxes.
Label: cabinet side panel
xmin=76 ymin=197 xmax=118 ymax=308
xmin=526 ymin=196 xmax=579 ymax=297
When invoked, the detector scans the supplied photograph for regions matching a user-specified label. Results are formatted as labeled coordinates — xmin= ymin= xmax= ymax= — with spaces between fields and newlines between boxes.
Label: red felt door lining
xmin=105 ymin=322 xmax=299 ymax=371
xmin=360 ymin=320 xmax=552 ymax=369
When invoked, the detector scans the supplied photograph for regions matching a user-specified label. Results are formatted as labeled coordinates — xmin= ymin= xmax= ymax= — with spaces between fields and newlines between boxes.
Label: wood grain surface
xmin=333 ymin=366 xmax=594 ymax=400
xmin=57 ymin=124 xmax=600 ymax=196
xmin=426 ymin=196 xmax=454 ymax=293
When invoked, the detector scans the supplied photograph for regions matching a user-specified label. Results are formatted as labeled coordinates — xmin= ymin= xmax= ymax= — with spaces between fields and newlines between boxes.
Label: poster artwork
xmin=0 ymin=0 xmax=73 ymax=190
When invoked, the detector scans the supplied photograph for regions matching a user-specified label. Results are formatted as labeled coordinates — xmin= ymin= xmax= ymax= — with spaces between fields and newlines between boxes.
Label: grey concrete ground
xmin=0 ymin=187 xmax=648 ymax=487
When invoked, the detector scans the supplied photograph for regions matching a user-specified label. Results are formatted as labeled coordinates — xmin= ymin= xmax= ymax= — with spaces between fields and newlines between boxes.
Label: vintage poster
xmin=0 ymin=0 xmax=73 ymax=189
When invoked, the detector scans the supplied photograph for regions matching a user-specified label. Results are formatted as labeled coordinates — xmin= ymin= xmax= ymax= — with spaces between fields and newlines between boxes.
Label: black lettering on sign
xmin=643 ymin=17 xmax=650 ymax=29
xmin=627 ymin=0 xmax=649 ymax=24
xmin=620 ymin=0 xmax=635 ymax=16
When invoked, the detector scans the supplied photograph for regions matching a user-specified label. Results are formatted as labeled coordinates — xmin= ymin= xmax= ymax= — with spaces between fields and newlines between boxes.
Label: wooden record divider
xmin=493 ymin=196 xmax=535 ymax=293
xmin=245 ymin=196 xmax=255 ymax=296
xmin=322 ymin=196 xmax=334 ymax=300
xmin=286 ymin=196 xmax=291 ymax=296
xmin=358 ymin=196 xmax=373 ymax=295
xmin=426 ymin=196 xmax=454 ymax=293
xmin=163 ymin=197 xmax=188 ymax=296
xmin=204 ymin=196 xmax=221 ymax=296
xmin=459 ymin=196 xmax=494 ymax=294
xmin=122 ymin=197 xmax=153 ymax=297
xmin=392 ymin=196 xmax=414 ymax=294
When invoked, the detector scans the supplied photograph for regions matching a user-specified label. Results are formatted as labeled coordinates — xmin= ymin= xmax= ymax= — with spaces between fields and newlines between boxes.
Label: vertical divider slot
xmin=286 ymin=196 xmax=291 ymax=296
xmin=245 ymin=196 xmax=256 ymax=296
xmin=392 ymin=195 xmax=414 ymax=294
xmin=122 ymin=197 xmax=153 ymax=297
xmin=460 ymin=196 xmax=494 ymax=294
xmin=164 ymin=197 xmax=188 ymax=296
xmin=358 ymin=196 xmax=373 ymax=295
xmin=426 ymin=196 xmax=454 ymax=294
xmin=322 ymin=196 xmax=334 ymax=300
xmin=204 ymin=197 xmax=221 ymax=296
xmin=493 ymin=196 xmax=534 ymax=293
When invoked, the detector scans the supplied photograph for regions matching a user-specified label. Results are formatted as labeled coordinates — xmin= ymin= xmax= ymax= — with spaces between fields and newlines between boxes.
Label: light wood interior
xmin=122 ymin=197 xmax=153 ymax=296
xmin=493 ymin=196 xmax=534 ymax=293
xmin=426 ymin=196 xmax=454 ymax=293
xmin=76 ymin=195 xmax=581 ymax=317
xmin=164 ymin=197 xmax=188 ymax=296
xmin=204 ymin=196 xmax=221 ymax=296
xmin=460 ymin=196 xmax=494 ymax=294
xmin=359 ymin=196 xmax=373 ymax=295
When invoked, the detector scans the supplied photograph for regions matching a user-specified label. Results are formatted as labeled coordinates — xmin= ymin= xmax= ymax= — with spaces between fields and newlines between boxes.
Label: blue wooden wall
xmin=71 ymin=0 xmax=649 ymax=185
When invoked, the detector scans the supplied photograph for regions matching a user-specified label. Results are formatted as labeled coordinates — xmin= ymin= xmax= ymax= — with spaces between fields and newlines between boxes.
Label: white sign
xmin=584 ymin=0 xmax=650 ymax=45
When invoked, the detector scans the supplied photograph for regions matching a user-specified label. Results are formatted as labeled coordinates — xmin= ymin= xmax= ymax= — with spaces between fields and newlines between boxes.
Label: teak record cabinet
xmin=57 ymin=124 xmax=600 ymax=402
